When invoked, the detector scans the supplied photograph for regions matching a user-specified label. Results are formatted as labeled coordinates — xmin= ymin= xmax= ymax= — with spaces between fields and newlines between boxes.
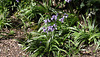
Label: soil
xmin=75 ymin=45 xmax=100 ymax=57
xmin=0 ymin=39 xmax=28 ymax=57
xmin=0 ymin=28 xmax=31 ymax=57
xmin=0 ymin=28 xmax=100 ymax=57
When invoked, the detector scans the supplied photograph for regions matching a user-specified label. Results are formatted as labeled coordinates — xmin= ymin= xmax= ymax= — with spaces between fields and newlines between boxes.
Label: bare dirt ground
xmin=0 ymin=28 xmax=30 ymax=57
xmin=81 ymin=45 xmax=100 ymax=57
xmin=0 ymin=39 xmax=28 ymax=57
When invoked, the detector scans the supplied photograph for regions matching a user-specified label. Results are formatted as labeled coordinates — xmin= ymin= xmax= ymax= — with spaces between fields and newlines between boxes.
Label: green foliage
xmin=0 ymin=0 xmax=19 ymax=16
xmin=68 ymin=16 xmax=100 ymax=53
xmin=21 ymin=13 xmax=80 ymax=57
xmin=0 ymin=14 xmax=11 ymax=30
xmin=0 ymin=0 xmax=100 ymax=57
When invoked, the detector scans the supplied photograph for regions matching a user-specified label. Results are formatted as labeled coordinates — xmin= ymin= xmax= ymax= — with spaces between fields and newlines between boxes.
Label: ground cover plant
xmin=0 ymin=0 xmax=100 ymax=57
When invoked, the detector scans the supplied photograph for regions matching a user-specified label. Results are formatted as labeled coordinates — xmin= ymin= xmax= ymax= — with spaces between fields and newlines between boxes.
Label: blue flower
xmin=51 ymin=28 xmax=54 ymax=32
xmin=43 ymin=27 xmax=46 ymax=32
xmin=51 ymin=14 xmax=58 ymax=21
xmin=50 ymin=26 xmax=53 ymax=28
xmin=43 ymin=29 xmax=46 ymax=32
xmin=51 ymin=18 xmax=53 ymax=20
xmin=53 ymin=24 xmax=57 ymax=27
xmin=54 ymin=15 xmax=57 ymax=21
xmin=47 ymin=26 xmax=54 ymax=32
xmin=42 ymin=24 xmax=57 ymax=33
xmin=44 ymin=19 xmax=47 ymax=23
xmin=59 ymin=17 xmax=64 ymax=23
xmin=47 ymin=19 xmax=51 ymax=22
xmin=51 ymin=15 xmax=55 ymax=20
xmin=16 ymin=0 xmax=19 ymax=2
xmin=53 ymin=24 xmax=57 ymax=30
xmin=47 ymin=26 xmax=51 ymax=31
xmin=59 ymin=19 xmax=62 ymax=21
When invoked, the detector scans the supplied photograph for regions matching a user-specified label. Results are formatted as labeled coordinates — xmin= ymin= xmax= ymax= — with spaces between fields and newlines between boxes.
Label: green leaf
xmin=32 ymin=35 xmax=46 ymax=40
xmin=52 ymin=45 xmax=67 ymax=53
xmin=53 ymin=39 xmax=59 ymax=45
xmin=36 ymin=1 xmax=47 ymax=11
xmin=89 ymin=33 xmax=100 ymax=41
xmin=67 ymin=27 xmax=78 ymax=31
xmin=32 ymin=46 xmax=45 ymax=57
xmin=44 ymin=38 xmax=51 ymax=52
xmin=63 ymin=32 xmax=71 ymax=41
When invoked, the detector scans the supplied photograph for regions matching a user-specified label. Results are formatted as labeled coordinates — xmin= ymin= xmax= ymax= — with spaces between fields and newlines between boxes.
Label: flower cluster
xmin=43 ymin=24 xmax=57 ymax=33
xmin=65 ymin=0 xmax=71 ymax=3
xmin=59 ymin=13 xmax=68 ymax=23
xmin=42 ymin=13 xmax=68 ymax=33
xmin=51 ymin=14 xmax=58 ymax=21
xmin=44 ymin=19 xmax=51 ymax=23
xmin=44 ymin=14 xmax=58 ymax=23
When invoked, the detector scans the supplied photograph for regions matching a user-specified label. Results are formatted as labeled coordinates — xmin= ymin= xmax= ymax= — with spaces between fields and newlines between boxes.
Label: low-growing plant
xmin=67 ymin=15 xmax=100 ymax=55
xmin=0 ymin=0 xmax=19 ymax=17
xmin=20 ymin=12 xmax=79 ymax=57
xmin=16 ymin=0 xmax=100 ymax=57
xmin=0 ymin=14 xmax=11 ymax=30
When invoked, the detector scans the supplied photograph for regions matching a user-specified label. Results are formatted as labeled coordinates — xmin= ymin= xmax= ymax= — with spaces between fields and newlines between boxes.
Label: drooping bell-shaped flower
xmin=16 ymin=0 xmax=19 ymax=2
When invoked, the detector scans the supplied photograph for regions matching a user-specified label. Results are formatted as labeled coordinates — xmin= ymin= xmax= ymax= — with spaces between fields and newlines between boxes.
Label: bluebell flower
xmin=47 ymin=31 xmax=48 ymax=33
xmin=59 ymin=19 xmax=62 ymax=22
xmin=54 ymin=15 xmax=57 ymax=21
xmin=43 ymin=29 xmax=46 ymax=32
xmin=59 ymin=17 xmax=64 ymax=23
xmin=43 ymin=27 xmax=46 ymax=32
xmin=51 ymin=18 xmax=53 ymax=20
xmin=49 ymin=25 xmax=53 ymax=28
xmin=51 ymin=14 xmax=58 ymax=21
xmin=55 ymin=13 xmax=59 ymax=20
xmin=16 ymin=0 xmax=19 ymax=2
xmin=47 ymin=19 xmax=51 ymax=22
xmin=51 ymin=28 xmax=54 ymax=32
xmin=51 ymin=15 xmax=55 ymax=20
xmin=47 ymin=28 xmax=50 ymax=31
xmin=42 ymin=24 xmax=57 ymax=33
xmin=53 ymin=24 xmax=57 ymax=27
xmin=65 ymin=0 xmax=71 ymax=3
xmin=47 ymin=26 xmax=55 ymax=32
xmin=47 ymin=26 xmax=51 ymax=31
xmin=53 ymin=24 xmax=57 ymax=30
xmin=44 ymin=19 xmax=47 ymax=23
